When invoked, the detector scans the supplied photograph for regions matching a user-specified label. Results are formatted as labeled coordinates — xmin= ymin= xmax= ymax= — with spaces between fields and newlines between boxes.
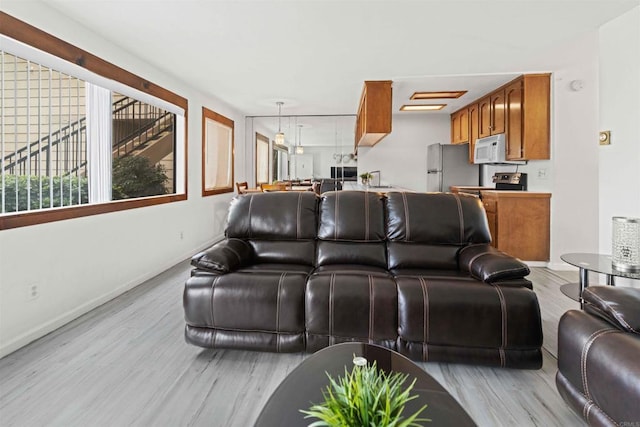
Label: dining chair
xmin=260 ymin=183 xmax=288 ymax=192
xmin=236 ymin=181 xmax=248 ymax=193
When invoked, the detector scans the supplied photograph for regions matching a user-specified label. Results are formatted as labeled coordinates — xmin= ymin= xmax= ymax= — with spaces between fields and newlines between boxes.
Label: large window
xmin=0 ymin=13 xmax=187 ymax=230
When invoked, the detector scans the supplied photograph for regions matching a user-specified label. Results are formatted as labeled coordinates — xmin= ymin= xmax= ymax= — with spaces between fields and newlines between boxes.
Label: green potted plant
xmin=301 ymin=356 xmax=429 ymax=426
xmin=360 ymin=172 xmax=373 ymax=185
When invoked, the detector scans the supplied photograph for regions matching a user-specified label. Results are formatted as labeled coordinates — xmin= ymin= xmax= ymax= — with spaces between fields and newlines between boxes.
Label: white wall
xmin=598 ymin=6 xmax=640 ymax=254
xmin=520 ymin=34 xmax=601 ymax=269
xmin=357 ymin=114 xmax=450 ymax=191
xmin=294 ymin=146 xmax=356 ymax=179
xmin=0 ymin=4 xmax=247 ymax=357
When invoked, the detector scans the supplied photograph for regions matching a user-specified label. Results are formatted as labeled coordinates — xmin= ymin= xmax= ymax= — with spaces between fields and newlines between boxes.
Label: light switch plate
xmin=599 ymin=130 xmax=611 ymax=145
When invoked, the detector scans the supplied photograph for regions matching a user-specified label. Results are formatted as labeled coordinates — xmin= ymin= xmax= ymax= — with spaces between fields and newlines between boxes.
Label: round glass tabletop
xmin=560 ymin=253 xmax=640 ymax=280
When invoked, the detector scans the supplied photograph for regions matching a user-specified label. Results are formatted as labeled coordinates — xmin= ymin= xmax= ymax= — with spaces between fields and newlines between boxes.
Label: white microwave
xmin=473 ymin=134 xmax=525 ymax=164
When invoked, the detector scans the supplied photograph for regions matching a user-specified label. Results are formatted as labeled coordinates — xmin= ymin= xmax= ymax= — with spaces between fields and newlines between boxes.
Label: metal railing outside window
xmin=1 ymin=50 xmax=176 ymax=214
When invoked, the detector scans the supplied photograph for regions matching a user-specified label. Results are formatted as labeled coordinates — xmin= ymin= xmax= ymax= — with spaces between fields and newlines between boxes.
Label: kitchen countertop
xmin=480 ymin=190 xmax=551 ymax=198
xmin=450 ymin=186 xmax=551 ymax=197
xmin=449 ymin=186 xmax=494 ymax=192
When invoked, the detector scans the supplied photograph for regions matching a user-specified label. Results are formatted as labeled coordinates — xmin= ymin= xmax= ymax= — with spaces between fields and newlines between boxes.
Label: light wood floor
xmin=0 ymin=261 xmax=585 ymax=426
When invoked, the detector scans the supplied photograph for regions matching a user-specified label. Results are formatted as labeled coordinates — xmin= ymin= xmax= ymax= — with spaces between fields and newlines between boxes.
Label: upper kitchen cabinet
xmin=468 ymin=103 xmax=480 ymax=163
xmin=505 ymin=74 xmax=550 ymax=160
xmin=451 ymin=73 xmax=550 ymax=162
xmin=478 ymin=90 xmax=505 ymax=138
xmin=355 ymin=80 xmax=392 ymax=148
xmin=450 ymin=108 xmax=469 ymax=144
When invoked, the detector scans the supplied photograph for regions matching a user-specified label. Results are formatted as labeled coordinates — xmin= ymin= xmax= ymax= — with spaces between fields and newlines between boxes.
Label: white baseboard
xmin=0 ymin=235 xmax=222 ymax=359
xmin=547 ymin=262 xmax=578 ymax=271
xmin=523 ymin=261 xmax=550 ymax=268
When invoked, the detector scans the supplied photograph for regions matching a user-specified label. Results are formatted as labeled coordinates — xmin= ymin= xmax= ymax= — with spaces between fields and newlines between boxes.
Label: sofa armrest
xmin=458 ymin=244 xmax=530 ymax=283
xmin=583 ymin=286 xmax=640 ymax=334
xmin=191 ymin=238 xmax=253 ymax=274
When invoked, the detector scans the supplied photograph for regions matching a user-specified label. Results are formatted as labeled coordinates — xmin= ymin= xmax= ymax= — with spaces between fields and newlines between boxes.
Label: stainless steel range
xmin=492 ymin=172 xmax=527 ymax=191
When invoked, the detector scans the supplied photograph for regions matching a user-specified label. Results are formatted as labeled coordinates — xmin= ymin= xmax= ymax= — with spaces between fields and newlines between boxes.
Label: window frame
xmin=201 ymin=107 xmax=234 ymax=197
xmin=0 ymin=12 xmax=188 ymax=230
xmin=255 ymin=132 xmax=270 ymax=185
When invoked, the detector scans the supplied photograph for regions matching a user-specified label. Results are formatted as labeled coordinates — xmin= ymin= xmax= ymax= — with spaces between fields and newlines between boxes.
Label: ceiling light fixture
xmin=400 ymin=104 xmax=447 ymax=111
xmin=410 ymin=91 xmax=467 ymax=100
xmin=296 ymin=124 xmax=304 ymax=154
xmin=275 ymin=101 xmax=285 ymax=145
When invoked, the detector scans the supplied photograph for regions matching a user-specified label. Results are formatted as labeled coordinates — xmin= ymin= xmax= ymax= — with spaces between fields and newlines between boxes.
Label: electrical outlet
xmin=27 ymin=283 xmax=39 ymax=300
xmin=537 ymin=168 xmax=548 ymax=179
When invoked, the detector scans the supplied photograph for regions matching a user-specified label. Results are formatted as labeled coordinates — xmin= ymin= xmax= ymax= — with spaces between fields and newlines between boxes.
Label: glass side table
xmin=560 ymin=253 xmax=640 ymax=307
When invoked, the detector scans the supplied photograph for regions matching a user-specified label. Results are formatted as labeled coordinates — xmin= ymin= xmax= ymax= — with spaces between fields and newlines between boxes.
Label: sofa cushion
xmin=316 ymin=241 xmax=387 ymax=268
xmin=313 ymin=264 xmax=390 ymax=276
xmin=390 ymin=268 xmax=475 ymax=280
xmin=385 ymin=192 xmax=491 ymax=244
xmin=249 ymin=240 xmax=316 ymax=266
xmin=396 ymin=277 xmax=542 ymax=353
xmin=226 ymin=192 xmax=318 ymax=240
xmin=237 ymin=263 xmax=314 ymax=274
xmin=318 ymin=191 xmax=385 ymax=242
xmin=184 ymin=271 xmax=307 ymax=334
xmin=305 ymin=272 xmax=398 ymax=352
xmin=387 ymin=242 xmax=459 ymax=270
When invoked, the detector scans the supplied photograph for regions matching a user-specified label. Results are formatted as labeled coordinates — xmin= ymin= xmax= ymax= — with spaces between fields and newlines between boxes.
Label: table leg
xmin=579 ymin=267 xmax=589 ymax=308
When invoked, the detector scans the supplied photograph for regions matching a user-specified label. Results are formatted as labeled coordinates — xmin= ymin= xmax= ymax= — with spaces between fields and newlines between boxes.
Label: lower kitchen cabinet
xmin=480 ymin=191 xmax=551 ymax=261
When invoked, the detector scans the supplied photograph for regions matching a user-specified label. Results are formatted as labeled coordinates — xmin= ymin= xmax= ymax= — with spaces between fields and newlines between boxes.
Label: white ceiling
xmin=4 ymin=0 xmax=638 ymax=146
xmin=24 ymin=0 xmax=636 ymax=119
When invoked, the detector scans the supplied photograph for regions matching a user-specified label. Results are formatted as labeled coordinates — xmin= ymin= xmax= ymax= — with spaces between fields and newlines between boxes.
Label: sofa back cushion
xmin=317 ymin=191 xmax=386 ymax=267
xmin=385 ymin=192 xmax=491 ymax=269
xmin=227 ymin=192 xmax=318 ymax=239
xmin=226 ymin=192 xmax=318 ymax=265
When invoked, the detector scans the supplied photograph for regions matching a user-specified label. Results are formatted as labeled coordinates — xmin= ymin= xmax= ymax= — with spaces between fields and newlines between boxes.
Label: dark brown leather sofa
xmin=556 ymin=286 xmax=640 ymax=425
xmin=183 ymin=191 xmax=543 ymax=368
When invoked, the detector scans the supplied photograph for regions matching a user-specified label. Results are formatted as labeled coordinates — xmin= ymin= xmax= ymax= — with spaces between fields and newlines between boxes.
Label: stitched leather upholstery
xmin=385 ymin=192 xmax=491 ymax=270
xmin=183 ymin=191 xmax=542 ymax=367
xmin=556 ymin=286 xmax=640 ymax=425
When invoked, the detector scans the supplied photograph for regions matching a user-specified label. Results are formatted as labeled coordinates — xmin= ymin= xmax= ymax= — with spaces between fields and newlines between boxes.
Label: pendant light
xmin=275 ymin=102 xmax=285 ymax=146
xmin=296 ymin=124 xmax=304 ymax=154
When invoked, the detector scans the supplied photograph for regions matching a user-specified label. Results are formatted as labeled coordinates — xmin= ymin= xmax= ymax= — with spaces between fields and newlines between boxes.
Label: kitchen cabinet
xmin=452 ymin=73 xmax=550 ymax=161
xmin=450 ymin=108 xmax=469 ymax=144
xmin=480 ymin=191 xmax=551 ymax=261
xmin=355 ymin=80 xmax=392 ymax=148
xmin=468 ymin=103 xmax=479 ymax=163
xmin=478 ymin=96 xmax=491 ymax=138
xmin=477 ymin=90 xmax=504 ymax=138
xmin=505 ymin=74 xmax=550 ymax=160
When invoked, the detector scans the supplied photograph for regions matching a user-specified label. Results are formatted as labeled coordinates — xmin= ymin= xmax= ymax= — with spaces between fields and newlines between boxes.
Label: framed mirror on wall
xmin=202 ymin=107 xmax=234 ymax=196
xmin=273 ymin=143 xmax=289 ymax=182
xmin=246 ymin=115 xmax=357 ymax=185
xmin=255 ymin=132 xmax=270 ymax=185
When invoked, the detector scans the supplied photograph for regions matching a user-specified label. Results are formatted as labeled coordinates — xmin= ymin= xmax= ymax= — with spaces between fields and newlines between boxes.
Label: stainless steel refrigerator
xmin=426 ymin=143 xmax=479 ymax=192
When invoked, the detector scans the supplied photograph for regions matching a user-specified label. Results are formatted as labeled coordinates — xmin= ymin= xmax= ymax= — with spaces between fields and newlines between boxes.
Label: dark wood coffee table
xmin=254 ymin=342 xmax=476 ymax=426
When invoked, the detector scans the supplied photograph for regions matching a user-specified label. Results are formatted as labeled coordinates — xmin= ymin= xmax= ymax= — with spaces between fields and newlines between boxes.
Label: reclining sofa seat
xmin=183 ymin=191 xmax=318 ymax=352
xmin=385 ymin=192 xmax=543 ymax=368
xmin=184 ymin=190 xmax=543 ymax=369
xmin=306 ymin=191 xmax=398 ymax=351
xmin=556 ymin=286 xmax=640 ymax=426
